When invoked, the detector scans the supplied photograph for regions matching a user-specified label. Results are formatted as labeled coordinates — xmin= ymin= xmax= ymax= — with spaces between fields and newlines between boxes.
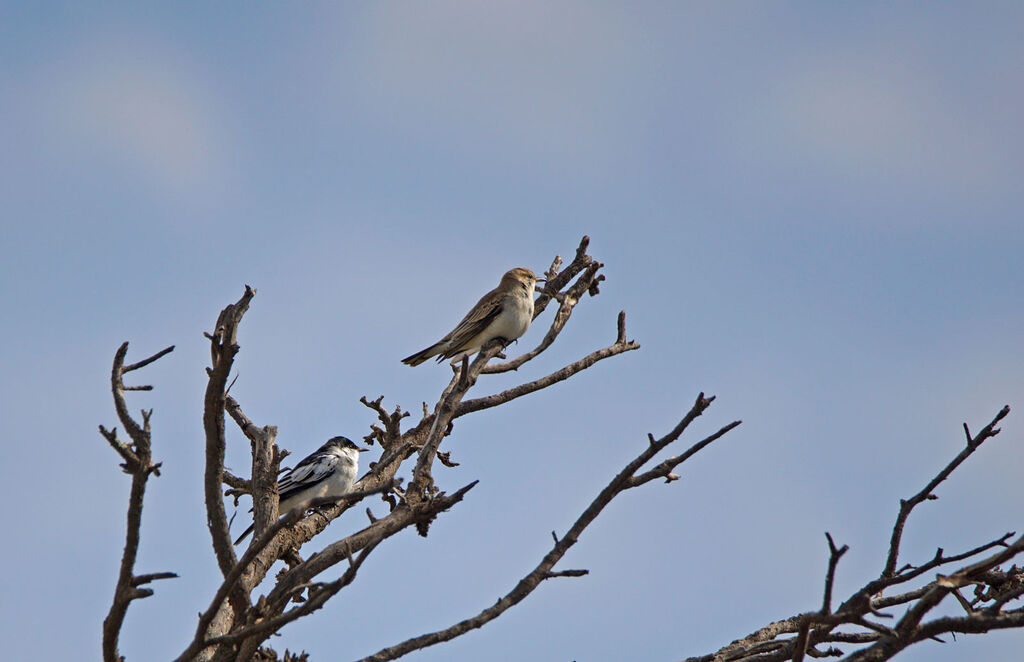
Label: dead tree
xmin=98 ymin=237 xmax=1021 ymax=662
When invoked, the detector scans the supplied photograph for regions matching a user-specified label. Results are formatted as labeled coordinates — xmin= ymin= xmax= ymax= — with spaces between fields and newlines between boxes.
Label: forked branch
xmin=356 ymin=393 xmax=740 ymax=662
xmin=99 ymin=342 xmax=176 ymax=662
xmin=882 ymin=406 xmax=1010 ymax=579
xmin=683 ymin=406 xmax=1019 ymax=662
xmin=203 ymin=287 xmax=255 ymax=582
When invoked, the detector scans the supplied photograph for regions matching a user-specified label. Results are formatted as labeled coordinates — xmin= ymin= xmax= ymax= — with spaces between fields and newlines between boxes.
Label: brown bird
xmin=402 ymin=267 xmax=544 ymax=366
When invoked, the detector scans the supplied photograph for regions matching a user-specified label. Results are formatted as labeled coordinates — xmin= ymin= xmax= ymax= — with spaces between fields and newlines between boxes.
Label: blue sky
xmin=2 ymin=3 xmax=1023 ymax=661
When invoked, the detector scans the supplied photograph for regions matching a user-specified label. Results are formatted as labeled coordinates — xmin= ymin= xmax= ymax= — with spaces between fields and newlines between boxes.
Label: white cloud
xmin=758 ymin=49 xmax=1018 ymax=203
xmin=318 ymin=2 xmax=645 ymax=180
xmin=46 ymin=37 xmax=229 ymax=199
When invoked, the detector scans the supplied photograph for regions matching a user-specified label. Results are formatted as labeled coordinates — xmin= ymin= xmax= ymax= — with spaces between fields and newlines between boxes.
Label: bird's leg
xmin=490 ymin=337 xmax=510 ymax=359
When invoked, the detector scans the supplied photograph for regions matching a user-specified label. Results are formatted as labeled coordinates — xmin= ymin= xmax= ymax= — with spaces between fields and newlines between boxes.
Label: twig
xmin=458 ymin=325 xmax=640 ymax=417
xmin=882 ymin=406 xmax=1010 ymax=579
xmin=532 ymin=235 xmax=592 ymax=317
xmin=543 ymin=569 xmax=589 ymax=579
xmin=222 ymin=471 xmax=252 ymax=492
xmin=822 ymin=533 xmax=849 ymax=615
xmin=122 ymin=345 xmax=175 ymax=373
xmin=360 ymin=396 xmax=409 ymax=448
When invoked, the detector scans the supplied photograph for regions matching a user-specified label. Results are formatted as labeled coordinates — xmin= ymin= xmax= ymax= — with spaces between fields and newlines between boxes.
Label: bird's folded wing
xmin=444 ymin=291 xmax=504 ymax=352
xmin=277 ymin=453 xmax=340 ymax=500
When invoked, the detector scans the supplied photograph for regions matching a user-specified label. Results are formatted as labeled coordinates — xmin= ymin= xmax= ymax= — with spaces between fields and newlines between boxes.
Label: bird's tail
xmin=402 ymin=341 xmax=445 ymax=366
xmin=233 ymin=523 xmax=254 ymax=545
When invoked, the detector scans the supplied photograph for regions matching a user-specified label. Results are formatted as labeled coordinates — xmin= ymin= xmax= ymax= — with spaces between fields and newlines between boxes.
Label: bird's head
xmin=324 ymin=435 xmax=370 ymax=460
xmin=501 ymin=267 xmax=545 ymax=293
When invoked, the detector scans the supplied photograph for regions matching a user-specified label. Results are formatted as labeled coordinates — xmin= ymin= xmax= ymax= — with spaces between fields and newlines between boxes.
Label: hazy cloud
xmin=320 ymin=2 xmax=645 ymax=180
xmin=758 ymin=49 xmax=1019 ymax=206
xmin=46 ymin=38 xmax=229 ymax=199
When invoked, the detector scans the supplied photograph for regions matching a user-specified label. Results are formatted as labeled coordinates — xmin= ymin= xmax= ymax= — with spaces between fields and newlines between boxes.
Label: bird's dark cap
xmin=325 ymin=435 xmax=367 ymax=452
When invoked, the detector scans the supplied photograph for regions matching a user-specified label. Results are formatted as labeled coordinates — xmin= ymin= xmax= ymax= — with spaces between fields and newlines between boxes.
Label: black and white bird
xmin=233 ymin=436 xmax=368 ymax=545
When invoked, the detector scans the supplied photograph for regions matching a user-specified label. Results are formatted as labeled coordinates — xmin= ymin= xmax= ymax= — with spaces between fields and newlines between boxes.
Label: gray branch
xmin=356 ymin=394 xmax=739 ymax=662
xmin=99 ymin=342 xmax=176 ymax=662
xmin=681 ymin=406 xmax=1020 ymax=662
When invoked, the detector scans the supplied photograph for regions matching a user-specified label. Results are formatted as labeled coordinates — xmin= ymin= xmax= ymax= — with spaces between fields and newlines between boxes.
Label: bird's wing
xmin=277 ymin=451 xmax=341 ymax=501
xmin=442 ymin=288 xmax=504 ymax=354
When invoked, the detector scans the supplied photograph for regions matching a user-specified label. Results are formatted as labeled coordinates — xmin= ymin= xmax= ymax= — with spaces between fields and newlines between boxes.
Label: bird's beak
xmin=358 ymin=447 xmax=370 ymax=453
xmin=535 ymin=276 xmax=547 ymax=282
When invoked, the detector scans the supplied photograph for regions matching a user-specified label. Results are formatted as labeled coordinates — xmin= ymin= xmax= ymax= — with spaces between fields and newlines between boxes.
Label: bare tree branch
xmin=223 ymin=481 xmax=476 ymax=658
xmin=122 ymin=345 xmax=176 ymax=373
xmin=682 ymin=406 xmax=1020 ymax=662
xmin=882 ymin=406 xmax=1010 ymax=579
xmin=359 ymin=395 xmax=409 ymax=449
xmin=203 ymin=287 xmax=255 ymax=579
xmin=532 ymin=235 xmax=595 ymax=317
xmin=260 ymin=480 xmax=481 ymax=618
xmin=199 ymin=286 xmax=256 ymax=658
xmin=224 ymin=394 xmax=285 ymax=548
xmin=822 ymin=533 xmax=849 ymax=615
xmin=205 ymin=542 xmax=380 ymax=651
xmin=99 ymin=342 xmax=176 ymax=662
xmin=222 ymin=472 xmax=252 ymax=492
xmin=356 ymin=393 xmax=740 ymax=662
xmin=175 ymin=482 xmax=401 ymax=662
xmin=457 ymin=316 xmax=640 ymax=417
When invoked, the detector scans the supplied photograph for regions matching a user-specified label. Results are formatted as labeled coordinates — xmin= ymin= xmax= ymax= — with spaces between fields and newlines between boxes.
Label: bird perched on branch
xmin=234 ymin=436 xmax=368 ymax=545
xmin=402 ymin=267 xmax=544 ymax=366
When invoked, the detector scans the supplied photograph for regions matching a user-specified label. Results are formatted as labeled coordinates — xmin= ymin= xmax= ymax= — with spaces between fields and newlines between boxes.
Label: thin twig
xmin=458 ymin=333 xmax=640 ymax=417
xmin=822 ymin=533 xmax=849 ymax=615
xmin=882 ymin=406 xmax=1010 ymax=579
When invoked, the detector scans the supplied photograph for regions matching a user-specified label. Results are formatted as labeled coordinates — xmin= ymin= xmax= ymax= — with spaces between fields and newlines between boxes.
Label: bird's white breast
xmin=323 ymin=456 xmax=358 ymax=496
xmin=489 ymin=289 xmax=534 ymax=340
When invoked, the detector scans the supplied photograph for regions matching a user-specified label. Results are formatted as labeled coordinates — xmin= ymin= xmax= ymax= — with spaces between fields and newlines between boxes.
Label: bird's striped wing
xmin=441 ymin=289 xmax=504 ymax=357
xmin=277 ymin=452 xmax=341 ymax=501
